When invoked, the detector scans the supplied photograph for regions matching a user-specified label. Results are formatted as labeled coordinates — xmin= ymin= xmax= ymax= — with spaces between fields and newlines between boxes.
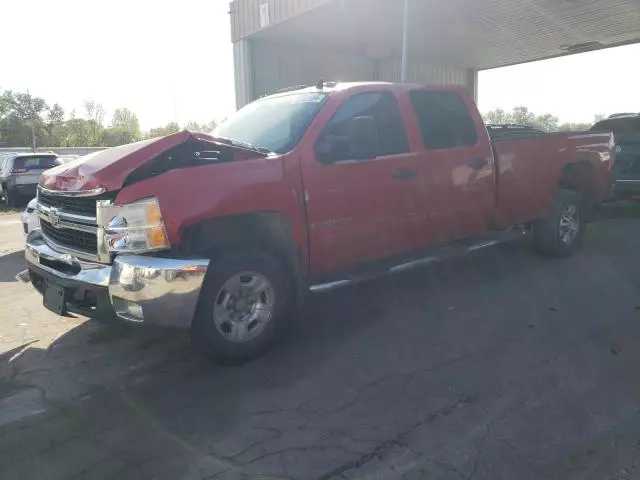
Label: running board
xmin=309 ymin=225 xmax=528 ymax=293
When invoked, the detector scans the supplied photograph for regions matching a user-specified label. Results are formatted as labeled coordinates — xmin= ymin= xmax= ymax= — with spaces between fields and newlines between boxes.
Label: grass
xmin=0 ymin=203 xmax=21 ymax=215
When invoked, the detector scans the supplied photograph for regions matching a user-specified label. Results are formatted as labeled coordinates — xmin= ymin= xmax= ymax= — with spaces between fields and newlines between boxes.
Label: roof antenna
xmin=316 ymin=79 xmax=324 ymax=90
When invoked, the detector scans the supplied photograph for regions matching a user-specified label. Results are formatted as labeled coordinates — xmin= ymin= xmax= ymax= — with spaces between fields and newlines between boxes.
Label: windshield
xmin=212 ymin=92 xmax=328 ymax=154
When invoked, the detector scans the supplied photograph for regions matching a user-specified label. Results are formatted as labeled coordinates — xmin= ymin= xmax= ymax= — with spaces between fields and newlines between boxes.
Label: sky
xmin=2 ymin=0 xmax=639 ymax=130
xmin=478 ymin=44 xmax=640 ymax=123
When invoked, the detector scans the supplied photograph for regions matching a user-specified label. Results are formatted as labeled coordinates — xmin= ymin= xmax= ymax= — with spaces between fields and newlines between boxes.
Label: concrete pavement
xmin=1 ymin=207 xmax=640 ymax=479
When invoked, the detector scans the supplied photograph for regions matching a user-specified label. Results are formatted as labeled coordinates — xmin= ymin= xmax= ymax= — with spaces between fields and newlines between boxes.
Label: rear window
xmin=409 ymin=90 xmax=478 ymax=149
xmin=13 ymin=155 xmax=59 ymax=171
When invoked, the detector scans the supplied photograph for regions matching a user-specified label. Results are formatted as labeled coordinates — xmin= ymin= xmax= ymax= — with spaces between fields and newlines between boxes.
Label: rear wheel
xmin=191 ymin=250 xmax=294 ymax=364
xmin=533 ymin=188 xmax=585 ymax=257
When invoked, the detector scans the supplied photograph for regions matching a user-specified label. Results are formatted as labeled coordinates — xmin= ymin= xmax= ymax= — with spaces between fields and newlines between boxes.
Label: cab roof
xmin=267 ymin=81 xmax=464 ymax=99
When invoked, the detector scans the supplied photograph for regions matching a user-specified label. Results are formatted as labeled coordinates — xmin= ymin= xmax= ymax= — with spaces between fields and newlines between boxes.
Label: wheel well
xmin=180 ymin=211 xmax=303 ymax=284
xmin=558 ymin=162 xmax=596 ymax=205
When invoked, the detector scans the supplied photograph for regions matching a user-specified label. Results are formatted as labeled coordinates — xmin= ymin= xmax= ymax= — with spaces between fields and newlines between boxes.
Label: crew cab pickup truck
xmin=20 ymin=82 xmax=615 ymax=363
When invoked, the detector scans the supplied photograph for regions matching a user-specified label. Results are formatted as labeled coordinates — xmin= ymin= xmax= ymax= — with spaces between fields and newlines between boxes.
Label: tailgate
xmin=614 ymin=134 xmax=640 ymax=178
xmin=13 ymin=171 xmax=44 ymax=185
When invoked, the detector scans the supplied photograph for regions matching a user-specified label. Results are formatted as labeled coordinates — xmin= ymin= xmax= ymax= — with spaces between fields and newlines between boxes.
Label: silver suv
xmin=0 ymin=153 xmax=60 ymax=207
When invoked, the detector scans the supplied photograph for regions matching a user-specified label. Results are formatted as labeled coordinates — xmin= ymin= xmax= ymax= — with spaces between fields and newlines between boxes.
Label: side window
xmin=318 ymin=91 xmax=409 ymax=162
xmin=410 ymin=90 xmax=478 ymax=149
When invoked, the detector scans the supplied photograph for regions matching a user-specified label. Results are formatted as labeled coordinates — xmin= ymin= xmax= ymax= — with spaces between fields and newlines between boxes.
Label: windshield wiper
xmin=212 ymin=136 xmax=274 ymax=155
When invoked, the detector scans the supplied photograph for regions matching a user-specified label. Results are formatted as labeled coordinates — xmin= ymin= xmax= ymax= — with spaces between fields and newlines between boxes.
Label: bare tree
xmin=84 ymin=100 xmax=105 ymax=145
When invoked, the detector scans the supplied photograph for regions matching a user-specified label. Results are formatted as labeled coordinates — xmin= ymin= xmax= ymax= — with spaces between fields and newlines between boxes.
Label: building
xmin=229 ymin=0 xmax=640 ymax=108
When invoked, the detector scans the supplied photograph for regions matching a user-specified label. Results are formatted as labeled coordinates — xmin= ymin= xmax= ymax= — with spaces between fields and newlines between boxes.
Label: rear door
xmin=301 ymin=89 xmax=424 ymax=275
xmin=408 ymin=89 xmax=495 ymax=243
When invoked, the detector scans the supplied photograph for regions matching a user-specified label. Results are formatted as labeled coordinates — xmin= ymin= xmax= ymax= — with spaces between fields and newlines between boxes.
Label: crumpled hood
xmin=40 ymin=131 xmax=254 ymax=192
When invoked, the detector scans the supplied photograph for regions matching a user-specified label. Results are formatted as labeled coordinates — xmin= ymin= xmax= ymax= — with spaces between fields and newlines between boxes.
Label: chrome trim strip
xmin=60 ymin=210 xmax=97 ymax=225
xmin=38 ymin=213 xmax=98 ymax=234
xmin=36 ymin=202 xmax=96 ymax=225
xmin=38 ymin=185 xmax=106 ymax=197
xmin=309 ymin=279 xmax=353 ymax=293
xmin=389 ymin=257 xmax=436 ymax=273
xmin=468 ymin=241 xmax=498 ymax=252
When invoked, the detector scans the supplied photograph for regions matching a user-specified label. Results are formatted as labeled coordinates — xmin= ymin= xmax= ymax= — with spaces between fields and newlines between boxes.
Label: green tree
xmin=484 ymin=108 xmax=511 ymax=125
xmin=483 ymin=107 xmax=598 ymax=132
xmin=558 ymin=121 xmax=591 ymax=131
xmin=183 ymin=120 xmax=218 ymax=132
xmin=532 ymin=113 xmax=559 ymax=132
xmin=45 ymin=103 xmax=66 ymax=147
xmin=145 ymin=122 xmax=180 ymax=139
xmin=104 ymin=108 xmax=141 ymax=146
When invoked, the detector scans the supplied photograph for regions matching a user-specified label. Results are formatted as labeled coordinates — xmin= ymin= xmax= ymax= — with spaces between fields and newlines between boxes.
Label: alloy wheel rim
xmin=559 ymin=204 xmax=580 ymax=244
xmin=212 ymin=271 xmax=275 ymax=343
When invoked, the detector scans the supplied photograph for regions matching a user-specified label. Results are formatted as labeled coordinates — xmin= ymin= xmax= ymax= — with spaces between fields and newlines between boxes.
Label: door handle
xmin=468 ymin=158 xmax=489 ymax=170
xmin=392 ymin=168 xmax=418 ymax=180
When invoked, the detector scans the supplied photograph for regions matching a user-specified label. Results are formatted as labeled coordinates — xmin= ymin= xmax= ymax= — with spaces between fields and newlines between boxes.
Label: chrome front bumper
xmin=22 ymin=231 xmax=209 ymax=329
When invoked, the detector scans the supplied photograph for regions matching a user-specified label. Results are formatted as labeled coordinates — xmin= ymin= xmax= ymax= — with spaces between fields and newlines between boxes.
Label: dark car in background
xmin=591 ymin=114 xmax=640 ymax=201
xmin=0 ymin=153 xmax=60 ymax=207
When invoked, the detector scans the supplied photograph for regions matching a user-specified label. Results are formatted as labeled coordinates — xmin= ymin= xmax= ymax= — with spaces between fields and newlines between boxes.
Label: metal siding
xmin=232 ymin=0 xmax=639 ymax=70
xmin=231 ymin=0 xmax=333 ymax=41
xmin=467 ymin=68 xmax=478 ymax=101
xmin=250 ymin=40 xmax=375 ymax=100
xmin=233 ymin=40 xmax=254 ymax=109
xmin=377 ymin=58 xmax=468 ymax=86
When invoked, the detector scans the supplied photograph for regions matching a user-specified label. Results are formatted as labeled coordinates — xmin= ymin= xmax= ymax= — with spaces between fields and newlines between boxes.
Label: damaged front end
xmin=18 ymin=131 xmax=262 ymax=328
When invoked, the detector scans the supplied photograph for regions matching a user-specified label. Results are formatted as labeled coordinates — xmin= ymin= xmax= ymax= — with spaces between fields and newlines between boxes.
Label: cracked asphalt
xmin=2 ymin=205 xmax=640 ymax=479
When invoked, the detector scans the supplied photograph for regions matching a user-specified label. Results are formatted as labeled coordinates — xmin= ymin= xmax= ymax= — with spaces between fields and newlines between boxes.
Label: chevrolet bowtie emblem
xmin=48 ymin=208 xmax=61 ymax=228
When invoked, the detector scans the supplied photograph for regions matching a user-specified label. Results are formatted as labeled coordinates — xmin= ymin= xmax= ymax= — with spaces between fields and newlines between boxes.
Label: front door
xmin=301 ymin=90 xmax=423 ymax=276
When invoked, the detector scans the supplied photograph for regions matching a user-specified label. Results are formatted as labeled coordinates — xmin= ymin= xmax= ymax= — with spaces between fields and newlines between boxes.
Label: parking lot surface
xmin=1 ymin=207 xmax=640 ymax=480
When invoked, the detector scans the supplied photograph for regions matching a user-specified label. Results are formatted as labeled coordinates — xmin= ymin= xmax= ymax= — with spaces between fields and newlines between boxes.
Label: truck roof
xmin=269 ymin=81 xmax=464 ymax=98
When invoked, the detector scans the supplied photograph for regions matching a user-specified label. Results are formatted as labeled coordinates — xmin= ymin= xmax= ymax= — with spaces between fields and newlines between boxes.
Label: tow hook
xmin=15 ymin=269 xmax=31 ymax=283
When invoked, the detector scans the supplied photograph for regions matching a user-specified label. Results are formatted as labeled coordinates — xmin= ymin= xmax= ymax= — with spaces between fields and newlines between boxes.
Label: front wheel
xmin=533 ymin=188 xmax=585 ymax=257
xmin=191 ymin=250 xmax=294 ymax=364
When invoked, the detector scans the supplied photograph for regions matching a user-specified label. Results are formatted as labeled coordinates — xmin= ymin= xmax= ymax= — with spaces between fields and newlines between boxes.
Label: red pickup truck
xmin=21 ymin=82 xmax=614 ymax=363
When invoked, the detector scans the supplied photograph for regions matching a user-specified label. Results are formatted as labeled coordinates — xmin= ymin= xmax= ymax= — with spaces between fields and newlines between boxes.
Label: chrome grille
xmin=40 ymin=220 xmax=97 ymax=254
xmin=38 ymin=189 xmax=114 ymax=217
xmin=36 ymin=187 xmax=115 ymax=262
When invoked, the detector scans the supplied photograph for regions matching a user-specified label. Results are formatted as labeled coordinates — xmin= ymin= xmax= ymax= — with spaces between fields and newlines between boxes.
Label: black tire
xmin=533 ymin=188 xmax=585 ymax=257
xmin=191 ymin=250 xmax=294 ymax=364
xmin=3 ymin=186 xmax=16 ymax=208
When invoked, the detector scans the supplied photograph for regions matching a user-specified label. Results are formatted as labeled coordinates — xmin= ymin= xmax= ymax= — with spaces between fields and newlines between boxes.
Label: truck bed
xmin=488 ymin=128 xmax=614 ymax=228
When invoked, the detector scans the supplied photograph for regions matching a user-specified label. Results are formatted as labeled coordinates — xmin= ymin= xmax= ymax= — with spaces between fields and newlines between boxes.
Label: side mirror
xmin=315 ymin=116 xmax=379 ymax=163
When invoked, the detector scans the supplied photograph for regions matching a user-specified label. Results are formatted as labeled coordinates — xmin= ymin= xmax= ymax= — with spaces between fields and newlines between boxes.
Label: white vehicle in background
xmin=56 ymin=154 xmax=81 ymax=164
xmin=21 ymin=197 xmax=40 ymax=237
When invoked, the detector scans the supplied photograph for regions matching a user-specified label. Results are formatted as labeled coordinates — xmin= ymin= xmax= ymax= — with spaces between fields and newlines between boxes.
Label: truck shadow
xmin=0 ymin=250 xmax=25 ymax=282
xmin=3 ymin=236 xmax=548 ymax=415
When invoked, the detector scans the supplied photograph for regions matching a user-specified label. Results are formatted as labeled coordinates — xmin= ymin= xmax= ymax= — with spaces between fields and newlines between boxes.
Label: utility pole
xmin=401 ymin=0 xmax=410 ymax=82
xmin=26 ymin=88 xmax=36 ymax=152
